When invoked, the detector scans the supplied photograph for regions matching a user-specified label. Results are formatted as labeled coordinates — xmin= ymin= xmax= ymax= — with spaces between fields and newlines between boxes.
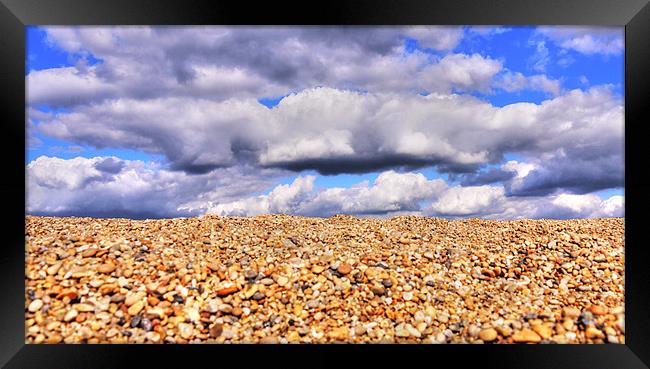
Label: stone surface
xmin=24 ymin=215 xmax=624 ymax=344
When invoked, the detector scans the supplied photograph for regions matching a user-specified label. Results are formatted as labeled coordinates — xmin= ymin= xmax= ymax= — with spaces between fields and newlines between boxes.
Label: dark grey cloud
xmin=94 ymin=157 xmax=125 ymax=174
xmin=507 ymin=155 xmax=624 ymax=196
xmin=456 ymin=167 xmax=517 ymax=186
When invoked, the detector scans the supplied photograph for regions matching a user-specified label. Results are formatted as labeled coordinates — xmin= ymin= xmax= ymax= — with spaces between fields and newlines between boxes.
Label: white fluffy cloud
xmin=202 ymin=170 xmax=447 ymax=217
xmin=428 ymin=184 xmax=623 ymax=220
xmin=535 ymin=27 xmax=624 ymax=56
xmin=494 ymin=72 xmax=561 ymax=96
xmin=430 ymin=185 xmax=505 ymax=216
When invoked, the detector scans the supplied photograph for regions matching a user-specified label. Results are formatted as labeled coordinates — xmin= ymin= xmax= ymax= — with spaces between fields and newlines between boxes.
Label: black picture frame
xmin=1 ymin=0 xmax=649 ymax=368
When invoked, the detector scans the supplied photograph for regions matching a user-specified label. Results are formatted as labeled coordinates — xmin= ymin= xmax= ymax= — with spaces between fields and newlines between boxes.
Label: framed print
xmin=1 ymin=0 xmax=649 ymax=368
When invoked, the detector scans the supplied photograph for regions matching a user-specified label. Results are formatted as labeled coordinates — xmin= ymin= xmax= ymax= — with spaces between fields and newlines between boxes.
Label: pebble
xmin=562 ymin=307 xmax=580 ymax=319
xmin=97 ymin=263 xmax=117 ymax=274
xmin=64 ymin=309 xmax=78 ymax=322
xmin=210 ymin=323 xmax=223 ymax=338
xmin=586 ymin=326 xmax=605 ymax=339
xmin=532 ymin=324 xmax=553 ymax=340
xmin=140 ymin=318 xmax=153 ymax=331
xmin=371 ymin=285 xmax=385 ymax=296
xmin=337 ymin=263 xmax=352 ymax=275
xmin=178 ymin=323 xmax=193 ymax=339
xmin=311 ymin=265 xmax=326 ymax=274
xmin=186 ymin=307 xmax=200 ymax=322
xmin=512 ymin=329 xmax=541 ymax=343
xmin=28 ymin=299 xmax=43 ymax=313
xmin=479 ymin=328 xmax=498 ymax=342
xmin=130 ymin=315 xmax=141 ymax=328
xmin=128 ymin=301 xmax=145 ymax=316
xmin=244 ymin=269 xmax=258 ymax=280
xmin=276 ymin=276 xmax=289 ymax=287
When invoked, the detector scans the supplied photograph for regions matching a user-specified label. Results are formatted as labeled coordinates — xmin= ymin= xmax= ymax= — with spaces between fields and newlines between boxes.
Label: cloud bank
xmin=26 ymin=26 xmax=624 ymax=220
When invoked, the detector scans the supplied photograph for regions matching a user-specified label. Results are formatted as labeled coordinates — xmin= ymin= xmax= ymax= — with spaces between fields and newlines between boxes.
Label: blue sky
xmin=25 ymin=26 xmax=624 ymax=219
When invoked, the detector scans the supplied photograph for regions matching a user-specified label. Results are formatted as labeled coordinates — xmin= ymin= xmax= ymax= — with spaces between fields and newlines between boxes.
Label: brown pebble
xmin=337 ymin=263 xmax=352 ymax=275
xmin=97 ymin=263 xmax=117 ymax=274
xmin=210 ymin=323 xmax=223 ymax=338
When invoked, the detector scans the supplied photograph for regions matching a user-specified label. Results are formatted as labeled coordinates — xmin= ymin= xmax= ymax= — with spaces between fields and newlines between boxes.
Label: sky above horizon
xmin=25 ymin=26 xmax=624 ymax=220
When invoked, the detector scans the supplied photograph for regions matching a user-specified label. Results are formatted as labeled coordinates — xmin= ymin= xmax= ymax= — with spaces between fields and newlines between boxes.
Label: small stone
xmin=97 ymin=263 xmax=117 ymax=274
xmin=244 ymin=269 xmax=258 ymax=280
xmin=140 ymin=318 xmax=153 ymax=331
xmin=277 ymin=276 xmax=289 ymax=287
xmin=217 ymin=286 xmax=239 ymax=296
xmin=210 ymin=323 xmax=223 ymax=338
xmin=437 ymin=313 xmax=449 ymax=323
xmin=312 ymin=265 xmax=326 ymax=274
xmin=395 ymin=325 xmax=410 ymax=337
xmin=532 ymin=324 xmax=553 ymax=340
xmin=586 ymin=326 xmax=605 ymax=340
xmin=512 ymin=329 xmax=541 ymax=343
xmin=219 ymin=304 xmax=233 ymax=314
xmin=337 ymin=263 xmax=352 ymax=275
xmin=130 ymin=315 xmax=142 ymax=328
xmin=371 ymin=285 xmax=385 ymax=296
xmin=260 ymin=336 xmax=279 ymax=344
xmin=47 ymin=262 xmax=62 ymax=275
xmin=328 ymin=327 xmax=349 ymax=341
xmin=186 ymin=307 xmax=200 ymax=322
xmin=479 ymin=328 xmax=498 ymax=342
xmin=354 ymin=326 xmax=366 ymax=336
xmin=106 ymin=328 xmax=119 ymax=338
xmin=125 ymin=292 xmax=144 ymax=307
xmin=178 ymin=323 xmax=193 ymax=339
xmin=403 ymin=291 xmax=413 ymax=301
xmin=252 ymin=292 xmax=265 ymax=301
xmin=406 ymin=324 xmax=421 ymax=338
xmin=562 ymin=307 xmax=580 ymax=319
xmin=381 ymin=279 xmax=393 ymax=288
xmin=74 ymin=303 xmax=95 ymax=312
xmin=28 ymin=299 xmax=43 ymax=313
xmin=128 ymin=301 xmax=145 ymax=316
xmin=589 ymin=305 xmax=608 ymax=316
xmin=81 ymin=248 xmax=98 ymax=258
xmin=64 ymin=309 xmax=78 ymax=322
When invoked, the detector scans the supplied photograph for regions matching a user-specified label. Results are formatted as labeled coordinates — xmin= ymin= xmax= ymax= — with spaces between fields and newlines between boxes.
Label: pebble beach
xmin=25 ymin=215 xmax=625 ymax=344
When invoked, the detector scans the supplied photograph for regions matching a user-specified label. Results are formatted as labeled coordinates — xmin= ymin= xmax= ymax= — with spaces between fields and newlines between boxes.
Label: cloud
xmin=26 ymin=156 xmax=285 ymax=218
xmin=467 ymin=26 xmax=512 ymax=37
xmin=536 ymin=26 xmax=624 ymax=56
xmin=430 ymin=185 xmax=505 ymax=216
xmin=27 ymin=157 xmax=623 ymax=220
xmin=28 ymin=26 xmax=475 ymax=108
xmin=428 ymin=184 xmax=624 ymax=220
xmin=31 ymin=85 xmax=623 ymax=195
xmin=528 ymin=41 xmax=550 ymax=72
xmin=494 ymin=71 xmax=561 ymax=96
xmin=205 ymin=170 xmax=447 ymax=217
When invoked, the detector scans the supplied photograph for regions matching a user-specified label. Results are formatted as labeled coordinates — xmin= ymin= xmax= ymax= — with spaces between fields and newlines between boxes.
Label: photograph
xmin=24 ymin=25 xmax=625 ymax=344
